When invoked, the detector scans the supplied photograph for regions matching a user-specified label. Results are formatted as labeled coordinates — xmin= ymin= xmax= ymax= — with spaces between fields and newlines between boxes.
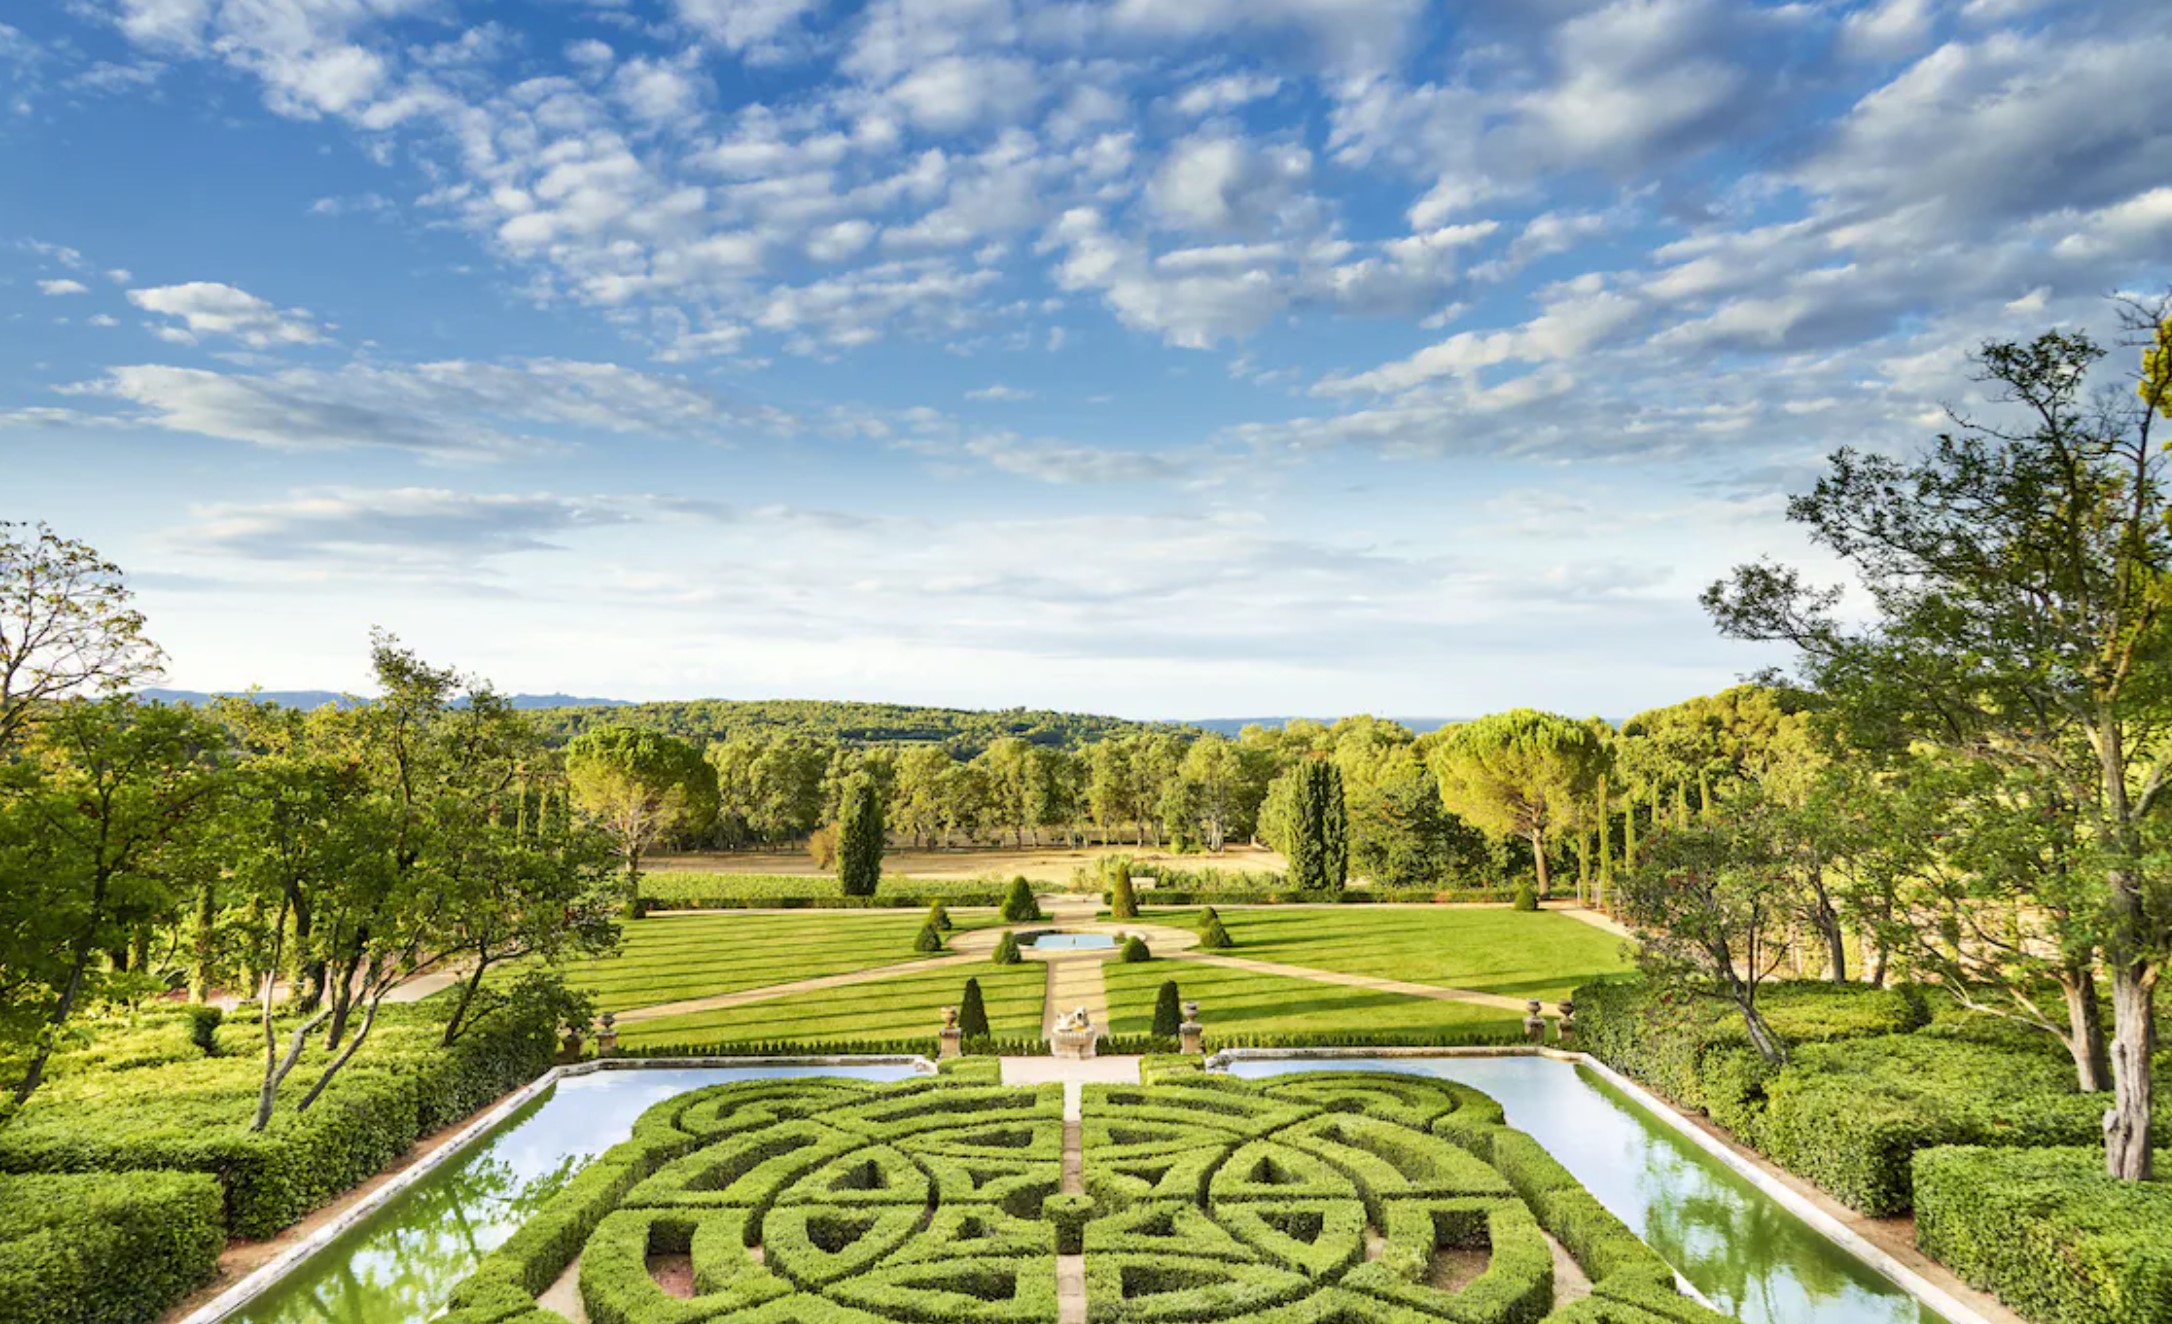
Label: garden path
xmin=609 ymin=952 xmax=980 ymax=1025
xmin=1040 ymin=950 xmax=1111 ymax=1039
xmin=1169 ymin=951 xmax=1537 ymax=1013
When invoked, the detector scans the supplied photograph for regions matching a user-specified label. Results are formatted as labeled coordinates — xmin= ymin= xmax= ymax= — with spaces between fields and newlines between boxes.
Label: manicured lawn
xmin=1102 ymin=957 xmax=1522 ymax=1040
xmin=565 ymin=911 xmax=985 ymax=1014
xmin=1135 ymin=906 xmax=1631 ymax=1004
xmin=616 ymin=960 xmax=1048 ymax=1048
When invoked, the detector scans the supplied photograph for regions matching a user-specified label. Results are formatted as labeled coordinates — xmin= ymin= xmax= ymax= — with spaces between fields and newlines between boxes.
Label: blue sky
xmin=2 ymin=0 xmax=2168 ymax=718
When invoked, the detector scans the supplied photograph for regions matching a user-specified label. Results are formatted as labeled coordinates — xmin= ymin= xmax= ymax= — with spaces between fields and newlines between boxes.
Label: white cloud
xmin=38 ymin=279 xmax=90 ymax=296
xmin=673 ymin=0 xmax=822 ymax=51
xmin=127 ymin=282 xmax=326 ymax=347
xmin=965 ymin=383 xmax=1034 ymax=401
xmin=1148 ymin=134 xmax=1315 ymax=236
xmin=1170 ymin=73 xmax=1282 ymax=117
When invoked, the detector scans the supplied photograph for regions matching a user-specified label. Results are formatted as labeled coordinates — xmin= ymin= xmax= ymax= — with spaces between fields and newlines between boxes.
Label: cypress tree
xmin=959 ymin=978 xmax=990 ymax=1038
xmin=1320 ymin=761 xmax=1348 ymax=893
xmin=1288 ymin=760 xmax=1348 ymax=892
xmin=1151 ymin=980 xmax=1183 ymax=1037
xmin=838 ymin=772 xmax=885 ymax=898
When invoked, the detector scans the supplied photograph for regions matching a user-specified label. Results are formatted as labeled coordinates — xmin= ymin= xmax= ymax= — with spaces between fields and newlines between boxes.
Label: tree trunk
xmin=1529 ymin=831 xmax=1550 ymax=899
xmin=297 ymin=993 xmax=384 ymax=1114
xmin=188 ymin=878 xmax=218 ymax=1003
xmin=1737 ymin=996 xmax=1789 ymax=1065
xmin=441 ymin=956 xmax=491 ymax=1047
xmin=2103 ymin=960 xmax=2158 ymax=1180
xmin=12 ymin=869 xmax=112 ymax=1107
xmin=1814 ymin=893 xmax=1847 ymax=983
xmin=2061 ymin=964 xmax=2110 ymax=1093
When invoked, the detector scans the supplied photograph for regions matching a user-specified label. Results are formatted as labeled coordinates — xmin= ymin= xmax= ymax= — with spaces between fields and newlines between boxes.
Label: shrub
xmin=1151 ymin=981 xmax=1183 ymax=1037
xmin=1001 ymin=877 xmax=1042 ymax=923
xmin=1196 ymin=908 xmax=1233 ymax=950
xmin=0 ymin=1171 xmax=226 ymax=1324
xmin=992 ymin=932 xmax=1023 ymax=965
xmin=1915 ymin=1145 xmax=2172 ymax=1324
xmin=959 ymin=979 xmax=991 ymax=1039
xmin=1121 ymin=936 xmax=1152 ymax=963
xmin=1512 ymin=884 xmax=1538 ymax=911
xmin=912 ymin=923 xmax=944 ymax=953
xmin=182 ymin=1004 xmax=223 ymax=1056
xmin=926 ymin=902 xmax=953 ymax=931
xmin=1111 ymin=871 xmax=1139 ymax=919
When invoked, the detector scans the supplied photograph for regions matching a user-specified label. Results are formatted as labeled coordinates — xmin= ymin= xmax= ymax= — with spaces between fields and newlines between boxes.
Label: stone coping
xmin=945 ymin=919 xmax=1199 ymax=959
xmin=1206 ymin=1046 xmax=2001 ymax=1324
xmin=178 ymin=1055 xmax=935 ymax=1324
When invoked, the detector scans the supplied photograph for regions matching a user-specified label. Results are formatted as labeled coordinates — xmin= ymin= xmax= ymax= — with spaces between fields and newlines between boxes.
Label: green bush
xmin=992 ymin=931 xmax=1023 ymax=965
xmin=1196 ymin=908 xmax=1232 ymax=950
xmin=912 ymin=923 xmax=944 ymax=953
xmin=638 ymin=872 xmax=1021 ymax=909
xmin=1512 ymin=884 xmax=1539 ymax=911
xmin=0 ymin=1171 xmax=226 ymax=1324
xmin=1121 ymin=936 xmax=1152 ymax=963
xmin=959 ymin=978 xmax=990 ymax=1039
xmin=1151 ymin=981 xmax=1183 ymax=1038
xmin=1915 ymin=1145 xmax=2172 ymax=1324
xmin=926 ymin=902 xmax=953 ymax=931
xmin=1001 ymin=877 xmax=1042 ymax=923
xmin=1111 ymin=870 xmax=1139 ymax=919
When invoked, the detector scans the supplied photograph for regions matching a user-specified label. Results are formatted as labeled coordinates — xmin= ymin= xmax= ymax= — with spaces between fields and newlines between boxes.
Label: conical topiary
xmin=1152 ymin=980 xmax=1183 ymax=1037
xmin=1120 ymin=935 xmax=1151 ymax=963
xmin=927 ymin=901 xmax=953 ymax=931
xmin=1109 ymin=864 xmax=1139 ymax=919
xmin=959 ymin=977 xmax=990 ymax=1038
xmin=914 ymin=923 xmax=944 ymax=953
xmin=1001 ymin=876 xmax=1042 ymax=922
xmin=1197 ymin=907 xmax=1232 ymax=950
xmin=992 ymin=930 xmax=1023 ymax=965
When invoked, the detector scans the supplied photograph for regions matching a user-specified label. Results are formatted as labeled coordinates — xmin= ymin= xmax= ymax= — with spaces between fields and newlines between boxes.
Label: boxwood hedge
xmin=0 ymin=1170 xmax=226 ymax=1324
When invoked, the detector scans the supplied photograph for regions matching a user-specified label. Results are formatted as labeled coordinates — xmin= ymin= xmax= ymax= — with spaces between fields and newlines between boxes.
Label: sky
xmin=1 ymin=0 xmax=2168 ymax=720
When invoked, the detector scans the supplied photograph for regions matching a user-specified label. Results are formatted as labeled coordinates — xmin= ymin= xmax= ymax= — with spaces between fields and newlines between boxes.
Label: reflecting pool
xmin=224 ymin=1064 xmax=919 ymax=1324
xmin=1226 ymin=1056 xmax=1948 ymax=1324
xmin=1031 ymin=933 xmax=1118 ymax=951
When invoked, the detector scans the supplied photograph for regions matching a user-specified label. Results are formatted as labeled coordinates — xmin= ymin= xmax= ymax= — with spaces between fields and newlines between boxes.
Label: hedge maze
xmin=441 ymin=1070 xmax=1731 ymax=1324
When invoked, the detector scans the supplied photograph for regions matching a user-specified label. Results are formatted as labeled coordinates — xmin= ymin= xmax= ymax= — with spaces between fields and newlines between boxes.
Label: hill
xmin=1184 ymin=716 xmax=1464 ymax=736
xmin=526 ymin=698 xmax=1192 ymax=751
xmin=141 ymin=688 xmax=635 ymax=711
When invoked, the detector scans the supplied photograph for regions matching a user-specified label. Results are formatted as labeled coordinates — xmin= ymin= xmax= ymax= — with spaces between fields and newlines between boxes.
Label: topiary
xmin=1152 ymin=980 xmax=1183 ymax=1037
xmin=926 ymin=901 xmax=953 ymax=931
xmin=913 ymin=923 xmax=944 ymax=953
xmin=1001 ymin=877 xmax=1042 ymax=922
xmin=1110 ymin=871 xmax=1139 ymax=919
xmin=1513 ymin=883 xmax=1539 ymax=912
xmin=992 ymin=931 xmax=1023 ymax=965
xmin=958 ymin=978 xmax=990 ymax=1038
xmin=1197 ymin=908 xmax=1233 ymax=950
xmin=1120 ymin=935 xmax=1151 ymax=963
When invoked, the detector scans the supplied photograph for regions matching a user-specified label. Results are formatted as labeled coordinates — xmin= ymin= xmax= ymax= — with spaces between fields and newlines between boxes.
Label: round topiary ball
xmin=1120 ymin=935 xmax=1151 ymax=963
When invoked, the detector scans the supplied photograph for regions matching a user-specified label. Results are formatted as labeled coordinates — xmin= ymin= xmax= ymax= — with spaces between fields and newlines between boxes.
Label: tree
xmin=1151 ymin=980 xmax=1183 ymax=1037
xmin=837 ymin=772 xmax=885 ymax=897
xmin=0 ymin=523 xmax=162 ymax=752
xmin=1706 ymin=315 xmax=2172 ymax=1178
xmin=959 ymin=978 xmax=990 ymax=1037
xmin=1429 ymin=709 xmax=1606 ymax=899
xmin=1619 ymin=793 xmax=1795 ymax=1064
xmin=566 ymin=728 xmax=717 ymax=913
xmin=1285 ymin=759 xmax=1349 ymax=892
xmin=0 ymin=699 xmax=227 ymax=1106
xmin=1109 ymin=866 xmax=1139 ymax=919
xmin=1000 ymin=876 xmax=1041 ymax=923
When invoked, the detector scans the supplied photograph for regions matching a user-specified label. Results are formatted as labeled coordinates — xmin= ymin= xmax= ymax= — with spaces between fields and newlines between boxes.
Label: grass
xmin=616 ymin=961 xmax=1048 ymax=1049
xmin=566 ymin=911 xmax=988 ymax=1014
xmin=1137 ymin=906 xmax=1631 ymax=1004
xmin=1102 ymin=958 xmax=1522 ymax=1039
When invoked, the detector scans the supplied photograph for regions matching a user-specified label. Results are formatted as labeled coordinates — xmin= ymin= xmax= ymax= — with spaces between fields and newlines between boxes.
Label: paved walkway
xmin=612 ymin=954 xmax=980 ymax=1025
xmin=1552 ymin=905 xmax=1634 ymax=939
xmin=1041 ymin=953 xmax=1111 ymax=1039
xmin=1170 ymin=951 xmax=1538 ymax=1013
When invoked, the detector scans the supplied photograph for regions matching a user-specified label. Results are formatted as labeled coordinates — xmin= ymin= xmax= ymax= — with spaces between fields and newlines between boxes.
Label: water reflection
xmin=229 ymin=1065 xmax=918 ymax=1324
xmin=1226 ymin=1057 xmax=1945 ymax=1324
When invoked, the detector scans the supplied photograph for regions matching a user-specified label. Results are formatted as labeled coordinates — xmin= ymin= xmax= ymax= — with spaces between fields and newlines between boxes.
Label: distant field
xmin=1135 ymin=907 xmax=1631 ymax=1004
xmin=647 ymin=843 xmax=1289 ymax=884
xmin=1103 ymin=958 xmax=1522 ymax=1040
xmin=616 ymin=961 xmax=1047 ymax=1049
xmin=566 ymin=911 xmax=991 ymax=1014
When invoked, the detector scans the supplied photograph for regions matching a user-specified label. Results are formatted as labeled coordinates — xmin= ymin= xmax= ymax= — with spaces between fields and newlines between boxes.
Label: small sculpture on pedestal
xmin=596 ymin=1010 xmax=619 ymax=1058
xmin=1179 ymin=999 xmax=1204 ymax=1055
xmin=939 ymin=1005 xmax=963 ymax=1059
xmin=1052 ymin=1006 xmax=1098 ymax=1060
xmin=1523 ymin=999 xmax=1547 ymax=1045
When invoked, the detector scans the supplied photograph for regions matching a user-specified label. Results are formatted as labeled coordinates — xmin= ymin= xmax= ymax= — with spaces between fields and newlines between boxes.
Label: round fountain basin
xmin=1031 ymin=932 xmax=1117 ymax=951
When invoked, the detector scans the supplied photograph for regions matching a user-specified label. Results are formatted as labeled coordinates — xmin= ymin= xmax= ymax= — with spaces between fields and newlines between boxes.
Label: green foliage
xmin=1120 ymin=936 xmax=1152 ymax=963
xmin=1000 ymin=877 xmax=1042 ymax=923
xmin=1513 ymin=884 xmax=1538 ymax=911
xmin=958 ymin=979 xmax=990 ymax=1039
xmin=565 ymin=727 xmax=719 ymax=906
xmin=1430 ymin=709 xmax=1607 ymax=899
xmin=1110 ymin=867 xmax=1139 ymax=920
xmin=639 ymin=873 xmax=1019 ymax=909
xmin=1152 ymin=981 xmax=1183 ymax=1038
xmin=1196 ymin=908 xmax=1233 ymax=950
xmin=1285 ymin=760 xmax=1349 ymax=893
xmin=926 ymin=902 xmax=953 ymax=932
xmin=1915 ymin=1145 xmax=2172 ymax=1324
xmin=991 ymin=931 xmax=1023 ymax=966
xmin=912 ymin=924 xmax=944 ymax=954
xmin=0 ymin=1170 xmax=225 ymax=1324
xmin=836 ymin=773 xmax=885 ymax=898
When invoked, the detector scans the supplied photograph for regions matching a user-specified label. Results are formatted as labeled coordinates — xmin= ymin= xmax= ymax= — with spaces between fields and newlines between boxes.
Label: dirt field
xmin=647 ymin=842 xmax=1290 ymax=882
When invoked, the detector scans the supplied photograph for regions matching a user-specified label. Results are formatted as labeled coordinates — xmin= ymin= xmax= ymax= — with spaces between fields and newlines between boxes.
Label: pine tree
xmin=838 ymin=772 xmax=885 ymax=897
xmin=959 ymin=977 xmax=990 ymax=1037
xmin=1152 ymin=980 xmax=1183 ymax=1036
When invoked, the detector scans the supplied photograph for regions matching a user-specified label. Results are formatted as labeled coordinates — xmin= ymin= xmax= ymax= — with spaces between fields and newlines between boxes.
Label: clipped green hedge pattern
xmin=440 ymin=1069 xmax=1728 ymax=1324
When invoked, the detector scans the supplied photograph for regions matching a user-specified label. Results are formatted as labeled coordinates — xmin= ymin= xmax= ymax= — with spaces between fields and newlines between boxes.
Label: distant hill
xmin=142 ymin=688 xmax=635 ymax=711
xmin=1184 ymin=716 xmax=1465 ymax=736
xmin=527 ymin=698 xmax=1192 ymax=751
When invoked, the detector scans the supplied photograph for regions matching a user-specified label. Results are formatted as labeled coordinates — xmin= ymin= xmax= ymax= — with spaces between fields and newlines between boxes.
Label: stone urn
xmin=1179 ymin=1000 xmax=1204 ymax=1055
xmin=1051 ymin=1006 xmax=1098 ymax=1060
xmin=1523 ymin=1000 xmax=1547 ymax=1045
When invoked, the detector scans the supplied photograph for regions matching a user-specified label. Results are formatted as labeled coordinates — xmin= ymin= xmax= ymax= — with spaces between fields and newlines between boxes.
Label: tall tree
xmin=837 ymin=771 xmax=885 ymax=897
xmin=565 ymin=727 xmax=718 ymax=911
xmin=1706 ymin=314 xmax=2172 ymax=1180
xmin=0 ymin=523 xmax=163 ymax=752
xmin=1285 ymin=759 xmax=1349 ymax=892
xmin=1429 ymin=709 xmax=1606 ymax=899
